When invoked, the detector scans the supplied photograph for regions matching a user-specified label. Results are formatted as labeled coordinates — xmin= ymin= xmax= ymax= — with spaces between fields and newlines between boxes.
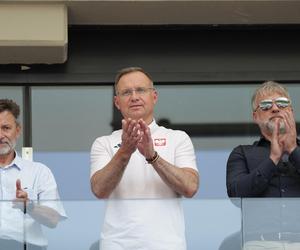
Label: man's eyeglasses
xmin=117 ymin=87 xmax=154 ymax=97
xmin=255 ymin=97 xmax=291 ymax=112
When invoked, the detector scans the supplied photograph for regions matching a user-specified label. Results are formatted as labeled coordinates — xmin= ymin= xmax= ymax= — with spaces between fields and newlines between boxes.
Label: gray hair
xmin=251 ymin=81 xmax=291 ymax=111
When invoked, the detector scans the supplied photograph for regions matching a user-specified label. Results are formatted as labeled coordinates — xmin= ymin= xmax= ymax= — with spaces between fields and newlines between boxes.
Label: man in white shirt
xmin=0 ymin=99 xmax=66 ymax=250
xmin=90 ymin=67 xmax=199 ymax=250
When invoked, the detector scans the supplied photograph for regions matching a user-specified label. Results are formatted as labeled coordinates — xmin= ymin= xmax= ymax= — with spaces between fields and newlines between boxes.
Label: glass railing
xmin=0 ymin=201 xmax=24 ymax=250
xmin=2 ymin=198 xmax=300 ymax=250
xmin=1 ymin=199 xmax=240 ymax=250
xmin=43 ymin=199 xmax=241 ymax=250
xmin=241 ymin=198 xmax=300 ymax=250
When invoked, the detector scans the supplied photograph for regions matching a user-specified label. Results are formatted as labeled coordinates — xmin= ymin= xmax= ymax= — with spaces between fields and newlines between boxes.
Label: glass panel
xmin=242 ymin=198 xmax=300 ymax=249
xmin=0 ymin=201 xmax=24 ymax=250
xmin=155 ymin=84 xmax=300 ymax=123
xmin=31 ymin=86 xmax=113 ymax=200
xmin=0 ymin=86 xmax=23 ymax=152
xmin=31 ymin=86 xmax=113 ymax=152
xmin=40 ymin=199 xmax=241 ymax=250
xmin=42 ymin=200 xmax=104 ymax=250
xmin=155 ymin=85 xmax=253 ymax=123
xmin=184 ymin=198 xmax=241 ymax=250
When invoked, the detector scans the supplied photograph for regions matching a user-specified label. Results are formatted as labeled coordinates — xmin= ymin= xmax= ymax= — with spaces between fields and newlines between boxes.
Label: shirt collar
xmin=148 ymin=119 xmax=159 ymax=133
xmin=256 ymin=137 xmax=269 ymax=146
xmin=4 ymin=151 xmax=22 ymax=170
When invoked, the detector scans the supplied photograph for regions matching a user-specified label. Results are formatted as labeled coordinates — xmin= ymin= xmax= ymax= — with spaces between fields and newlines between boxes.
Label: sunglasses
xmin=255 ymin=97 xmax=291 ymax=112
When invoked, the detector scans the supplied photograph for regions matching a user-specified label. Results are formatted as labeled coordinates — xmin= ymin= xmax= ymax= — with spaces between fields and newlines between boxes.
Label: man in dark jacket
xmin=227 ymin=81 xmax=299 ymax=197
xmin=225 ymin=81 xmax=300 ymax=250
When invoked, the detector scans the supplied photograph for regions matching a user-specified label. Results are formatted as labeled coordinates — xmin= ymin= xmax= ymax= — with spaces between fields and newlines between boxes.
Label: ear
xmin=252 ymin=111 xmax=259 ymax=125
xmin=16 ymin=124 xmax=21 ymax=139
xmin=290 ymin=107 xmax=295 ymax=118
xmin=152 ymin=89 xmax=158 ymax=104
xmin=114 ymin=96 xmax=121 ymax=110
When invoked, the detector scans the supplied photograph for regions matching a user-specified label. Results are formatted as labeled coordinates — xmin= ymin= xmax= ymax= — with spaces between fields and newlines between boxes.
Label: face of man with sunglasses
xmin=253 ymin=92 xmax=297 ymax=164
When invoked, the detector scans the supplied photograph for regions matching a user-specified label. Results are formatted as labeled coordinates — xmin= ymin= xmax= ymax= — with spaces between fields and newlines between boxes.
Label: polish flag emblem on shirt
xmin=154 ymin=138 xmax=166 ymax=146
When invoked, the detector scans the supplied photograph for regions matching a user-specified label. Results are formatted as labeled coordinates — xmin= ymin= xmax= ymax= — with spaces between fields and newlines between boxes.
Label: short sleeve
xmin=36 ymin=164 xmax=67 ymax=218
xmin=174 ymin=131 xmax=198 ymax=171
xmin=90 ymin=136 xmax=113 ymax=178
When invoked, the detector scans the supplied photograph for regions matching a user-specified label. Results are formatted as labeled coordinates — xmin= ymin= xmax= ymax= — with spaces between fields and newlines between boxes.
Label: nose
xmin=130 ymin=90 xmax=140 ymax=100
xmin=271 ymin=102 xmax=280 ymax=113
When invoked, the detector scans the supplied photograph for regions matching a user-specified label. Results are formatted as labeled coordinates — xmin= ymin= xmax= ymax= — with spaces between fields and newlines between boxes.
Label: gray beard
xmin=0 ymin=140 xmax=16 ymax=155
xmin=265 ymin=120 xmax=286 ymax=134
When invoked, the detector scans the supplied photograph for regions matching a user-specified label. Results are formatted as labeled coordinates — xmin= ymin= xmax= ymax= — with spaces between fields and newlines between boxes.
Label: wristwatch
xmin=146 ymin=151 xmax=159 ymax=164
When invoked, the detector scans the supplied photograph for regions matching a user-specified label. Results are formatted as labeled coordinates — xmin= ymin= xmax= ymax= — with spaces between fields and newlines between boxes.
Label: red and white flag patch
xmin=154 ymin=138 xmax=166 ymax=146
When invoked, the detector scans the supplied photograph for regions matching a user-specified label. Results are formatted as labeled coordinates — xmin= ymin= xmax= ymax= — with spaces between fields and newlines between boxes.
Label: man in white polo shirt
xmin=0 ymin=99 xmax=66 ymax=250
xmin=90 ymin=67 xmax=199 ymax=250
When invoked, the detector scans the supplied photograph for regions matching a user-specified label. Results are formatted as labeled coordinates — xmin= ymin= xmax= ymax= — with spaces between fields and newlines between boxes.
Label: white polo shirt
xmin=0 ymin=153 xmax=66 ymax=246
xmin=91 ymin=120 xmax=198 ymax=250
